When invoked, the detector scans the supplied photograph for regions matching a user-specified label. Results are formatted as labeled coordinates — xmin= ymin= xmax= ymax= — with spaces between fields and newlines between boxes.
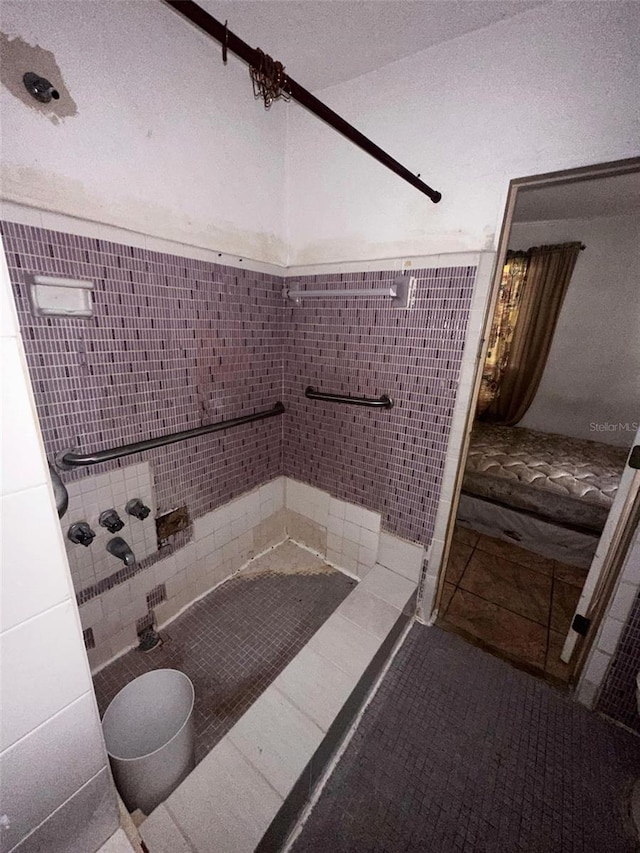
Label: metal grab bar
xmin=48 ymin=463 xmax=69 ymax=518
xmin=56 ymin=402 xmax=285 ymax=470
xmin=305 ymin=386 xmax=393 ymax=409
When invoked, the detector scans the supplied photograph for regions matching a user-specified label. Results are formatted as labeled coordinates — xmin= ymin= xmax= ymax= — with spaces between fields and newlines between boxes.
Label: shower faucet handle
xmin=68 ymin=521 xmax=96 ymax=547
xmin=99 ymin=508 xmax=125 ymax=534
xmin=125 ymin=498 xmax=151 ymax=520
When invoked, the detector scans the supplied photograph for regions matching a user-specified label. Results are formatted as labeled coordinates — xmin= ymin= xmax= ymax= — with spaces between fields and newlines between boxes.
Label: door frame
xmin=427 ymin=156 xmax=640 ymax=683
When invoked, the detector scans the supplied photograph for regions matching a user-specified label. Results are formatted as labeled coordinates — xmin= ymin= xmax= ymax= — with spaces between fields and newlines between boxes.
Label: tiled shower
xmin=5 ymin=218 xmax=638 ymax=732
xmin=3 ymin=216 xmax=640 ymax=851
xmin=283 ymin=267 xmax=477 ymax=543
xmin=2 ymin=0 xmax=639 ymax=848
xmin=1 ymin=219 xmax=476 ymax=667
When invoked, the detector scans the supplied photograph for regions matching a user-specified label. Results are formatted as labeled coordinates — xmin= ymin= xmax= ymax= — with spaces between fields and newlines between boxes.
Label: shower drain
xmin=138 ymin=627 xmax=163 ymax=653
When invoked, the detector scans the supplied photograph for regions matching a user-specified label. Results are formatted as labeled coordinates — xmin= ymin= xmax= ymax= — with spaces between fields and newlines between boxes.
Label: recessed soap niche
xmin=28 ymin=274 xmax=94 ymax=318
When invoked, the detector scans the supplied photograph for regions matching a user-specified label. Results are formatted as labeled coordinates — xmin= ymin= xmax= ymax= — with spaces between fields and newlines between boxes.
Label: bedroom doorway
xmin=435 ymin=158 xmax=640 ymax=686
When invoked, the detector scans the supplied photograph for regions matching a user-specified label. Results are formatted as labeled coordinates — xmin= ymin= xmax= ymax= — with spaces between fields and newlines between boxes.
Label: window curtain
xmin=478 ymin=241 xmax=582 ymax=425
xmin=476 ymin=252 xmax=528 ymax=416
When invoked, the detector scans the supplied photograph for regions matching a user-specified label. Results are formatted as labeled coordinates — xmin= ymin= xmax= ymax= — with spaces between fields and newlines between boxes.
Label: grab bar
xmin=305 ymin=386 xmax=393 ymax=409
xmin=56 ymin=402 xmax=285 ymax=470
xmin=48 ymin=463 xmax=69 ymax=518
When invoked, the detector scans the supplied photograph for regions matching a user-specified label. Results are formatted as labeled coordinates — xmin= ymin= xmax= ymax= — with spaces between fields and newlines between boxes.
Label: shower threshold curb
xmin=139 ymin=563 xmax=417 ymax=853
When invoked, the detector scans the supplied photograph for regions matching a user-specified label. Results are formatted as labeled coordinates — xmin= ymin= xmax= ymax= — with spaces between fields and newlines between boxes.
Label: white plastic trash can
xmin=102 ymin=669 xmax=195 ymax=814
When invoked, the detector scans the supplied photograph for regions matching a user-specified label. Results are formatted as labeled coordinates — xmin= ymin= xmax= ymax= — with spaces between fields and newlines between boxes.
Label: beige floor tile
xmin=453 ymin=525 xmax=480 ymax=548
xmin=227 ymin=686 xmax=324 ymax=798
xmin=445 ymin=540 xmax=474 ymax=585
xmin=550 ymin=580 xmax=581 ymax=633
xmin=443 ymin=588 xmax=547 ymax=669
xmin=545 ymin=629 xmax=573 ymax=683
xmin=475 ymin=535 xmax=554 ymax=576
xmin=460 ymin=549 xmax=552 ymax=626
xmin=439 ymin=582 xmax=456 ymax=616
xmin=553 ymin=561 xmax=588 ymax=589
xmin=163 ymin=739 xmax=282 ymax=853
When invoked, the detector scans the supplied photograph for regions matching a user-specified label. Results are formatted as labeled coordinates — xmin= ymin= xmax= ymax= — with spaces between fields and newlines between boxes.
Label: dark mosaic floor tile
xmin=293 ymin=624 xmax=640 ymax=853
xmin=93 ymin=563 xmax=355 ymax=763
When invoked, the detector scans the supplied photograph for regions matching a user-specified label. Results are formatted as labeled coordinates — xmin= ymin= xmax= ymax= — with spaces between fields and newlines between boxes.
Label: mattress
xmin=457 ymin=495 xmax=598 ymax=568
xmin=462 ymin=423 xmax=628 ymax=533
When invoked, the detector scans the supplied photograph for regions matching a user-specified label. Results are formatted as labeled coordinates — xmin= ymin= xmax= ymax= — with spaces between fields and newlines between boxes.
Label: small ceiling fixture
xmin=23 ymin=72 xmax=60 ymax=103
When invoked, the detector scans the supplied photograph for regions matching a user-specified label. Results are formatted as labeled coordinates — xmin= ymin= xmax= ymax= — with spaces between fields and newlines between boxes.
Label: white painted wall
xmin=284 ymin=2 xmax=640 ymax=265
xmin=0 ymin=239 xmax=118 ymax=851
xmin=3 ymin=3 xmax=638 ymax=269
xmin=0 ymin=0 xmax=287 ymax=264
xmin=509 ymin=215 xmax=640 ymax=447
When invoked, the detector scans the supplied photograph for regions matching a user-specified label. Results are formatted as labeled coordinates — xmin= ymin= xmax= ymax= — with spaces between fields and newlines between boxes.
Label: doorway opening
xmin=435 ymin=158 xmax=640 ymax=686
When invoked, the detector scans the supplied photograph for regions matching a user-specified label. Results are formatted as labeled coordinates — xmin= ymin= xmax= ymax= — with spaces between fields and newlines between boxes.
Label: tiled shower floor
xmin=438 ymin=525 xmax=586 ymax=683
xmin=92 ymin=541 xmax=356 ymax=763
xmin=293 ymin=623 xmax=640 ymax=853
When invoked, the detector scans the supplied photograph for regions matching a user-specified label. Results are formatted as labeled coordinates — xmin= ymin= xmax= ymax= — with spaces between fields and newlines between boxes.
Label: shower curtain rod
xmin=162 ymin=0 xmax=442 ymax=203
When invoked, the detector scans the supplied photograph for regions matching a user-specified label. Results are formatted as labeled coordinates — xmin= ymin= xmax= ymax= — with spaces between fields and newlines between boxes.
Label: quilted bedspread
xmin=462 ymin=423 xmax=628 ymax=533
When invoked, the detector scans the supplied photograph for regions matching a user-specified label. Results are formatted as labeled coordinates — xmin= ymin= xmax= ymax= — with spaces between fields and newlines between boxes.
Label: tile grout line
xmin=449 ymin=546 xmax=551 ymax=629
xmin=439 ymin=529 xmax=585 ymax=683
xmin=443 ymin=537 xmax=559 ymax=678
xmin=545 ymin=564 xmax=557 ymax=673
xmin=92 ymin=543 xmax=357 ymax=762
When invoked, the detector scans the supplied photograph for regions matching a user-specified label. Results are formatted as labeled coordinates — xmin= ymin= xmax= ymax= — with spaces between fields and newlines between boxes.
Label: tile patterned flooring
xmin=437 ymin=526 xmax=587 ymax=683
xmin=293 ymin=624 xmax=640 ymax=853
xmin=92 ymin=542 xmax=356 ymax=763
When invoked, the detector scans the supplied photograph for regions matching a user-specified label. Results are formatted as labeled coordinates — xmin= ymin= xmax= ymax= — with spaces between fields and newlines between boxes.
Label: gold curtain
xmin=476 ymin=253 xmax=528 ymax=416
xmin=479 ymin=242 xmax=582 ymax=425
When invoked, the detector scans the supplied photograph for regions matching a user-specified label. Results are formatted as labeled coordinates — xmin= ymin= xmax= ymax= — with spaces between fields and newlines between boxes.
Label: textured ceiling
xmin=199 ymin=0 xmax=545 ymax=91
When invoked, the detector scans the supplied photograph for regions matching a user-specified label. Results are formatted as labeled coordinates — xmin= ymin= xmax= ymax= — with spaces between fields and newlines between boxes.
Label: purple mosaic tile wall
xmin=1 ymin=221 xmax=283 ymax=524
xmin=282 ymin=268 xmax=477 ymax=544
xmin=3 ymin=219 xmax=476 ymax=595
xmin=597 ymin=587 xmax=640 ymax=733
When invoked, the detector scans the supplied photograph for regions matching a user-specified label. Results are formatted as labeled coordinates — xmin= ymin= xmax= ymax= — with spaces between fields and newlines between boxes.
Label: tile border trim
xmin=0 ymin=201 xmax=487 ymax=278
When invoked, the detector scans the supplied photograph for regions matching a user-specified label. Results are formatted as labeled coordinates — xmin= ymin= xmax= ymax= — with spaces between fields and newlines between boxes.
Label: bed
xmin=458 ymin=423 xmax=628 ymax=567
